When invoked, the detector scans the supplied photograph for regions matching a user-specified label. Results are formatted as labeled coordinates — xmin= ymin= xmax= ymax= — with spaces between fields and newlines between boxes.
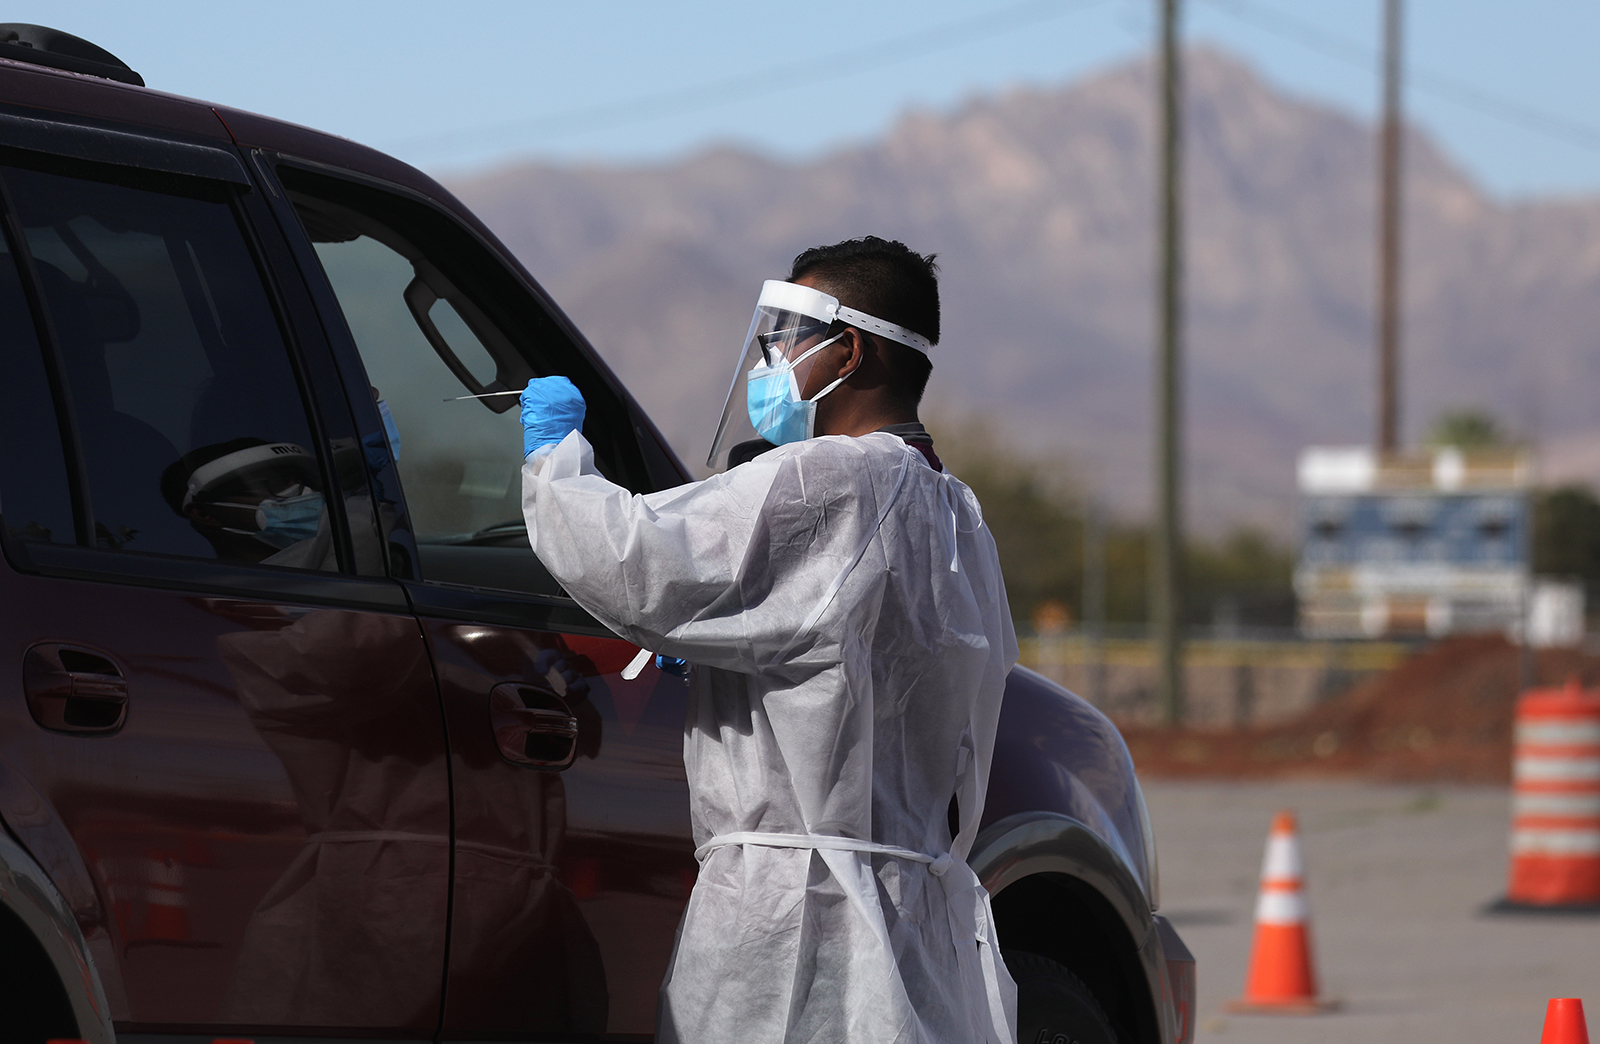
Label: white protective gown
xmin=522 ymin=428 xmax=1020 ymax=1044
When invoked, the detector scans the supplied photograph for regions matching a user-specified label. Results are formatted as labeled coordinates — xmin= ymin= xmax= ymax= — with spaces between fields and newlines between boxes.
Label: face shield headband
xmin=180 ymin=442 xmax=325 ymax=545
xmin=706 ymin=280 xmax=933 ymax=468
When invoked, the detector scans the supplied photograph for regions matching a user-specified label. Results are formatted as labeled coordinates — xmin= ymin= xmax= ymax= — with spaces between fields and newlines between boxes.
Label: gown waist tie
xmin=693 ymin=830 xmax=1016 ymax=1044
xmin=694 ymin=831 xmax=954 ymax=874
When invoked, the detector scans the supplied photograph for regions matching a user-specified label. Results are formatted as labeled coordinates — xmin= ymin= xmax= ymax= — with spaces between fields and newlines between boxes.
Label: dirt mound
xmin=1119 ymin=636 xmax=1600 ymax=782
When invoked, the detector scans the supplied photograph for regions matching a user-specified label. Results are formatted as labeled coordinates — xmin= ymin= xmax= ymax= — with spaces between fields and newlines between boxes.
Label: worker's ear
xmin=803 ymin=328 xmax=865 ymax=401
xmin=836 ymin=327 xmax=868 ymax=380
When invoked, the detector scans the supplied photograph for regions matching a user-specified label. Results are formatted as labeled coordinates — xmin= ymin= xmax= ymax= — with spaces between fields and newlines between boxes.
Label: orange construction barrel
xmin=1505 ymin=678 xmax=1600 ymax=909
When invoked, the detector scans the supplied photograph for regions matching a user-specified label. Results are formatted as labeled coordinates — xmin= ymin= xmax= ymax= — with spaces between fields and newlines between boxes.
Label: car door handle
xmin=24 ymin=643 xmax=129 ymax=733
xmin=489 ymin=682 xmax=578 ymax=770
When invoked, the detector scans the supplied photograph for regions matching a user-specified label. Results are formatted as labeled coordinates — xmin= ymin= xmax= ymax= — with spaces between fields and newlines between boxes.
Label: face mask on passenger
xmin=254 ymin=489 xmax=326 ymax=547
xmin=172 ymin=441 xmax=325 ymax=547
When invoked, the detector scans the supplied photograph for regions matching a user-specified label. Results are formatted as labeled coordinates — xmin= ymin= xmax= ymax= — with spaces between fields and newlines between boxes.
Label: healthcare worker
xmin=520 ymin=236 xmax=1019 ymax=1044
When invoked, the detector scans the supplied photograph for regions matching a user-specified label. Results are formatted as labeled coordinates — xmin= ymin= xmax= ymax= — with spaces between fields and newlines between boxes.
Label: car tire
xmin=1003 ymin=949 xmax=1118 ymax=1044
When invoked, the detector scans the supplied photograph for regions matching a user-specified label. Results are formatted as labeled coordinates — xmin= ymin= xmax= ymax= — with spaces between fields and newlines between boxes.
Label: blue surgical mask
xmin=377 ymin=398 xmax=402 ymax=460
xmin=744 ymin=333 xmax=851 ymax=447
xmin=255 ymin=491 xmax=325 ymax=547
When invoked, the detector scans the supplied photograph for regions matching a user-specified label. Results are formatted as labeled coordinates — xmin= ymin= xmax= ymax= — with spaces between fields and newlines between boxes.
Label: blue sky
xmin=23 ymin=0 xmax=1600 ymax=198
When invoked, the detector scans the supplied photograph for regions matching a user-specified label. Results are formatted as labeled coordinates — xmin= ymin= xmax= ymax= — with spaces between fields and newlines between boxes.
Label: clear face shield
xmin=706 ymin=280 xmax=932 ymax=469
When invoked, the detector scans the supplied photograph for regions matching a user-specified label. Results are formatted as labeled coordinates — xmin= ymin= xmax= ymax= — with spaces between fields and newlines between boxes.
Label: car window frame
xmin=251 ymin=151 xmax=668 ymax=633
xmin=0 ymin=111 xmax=406 ymax=613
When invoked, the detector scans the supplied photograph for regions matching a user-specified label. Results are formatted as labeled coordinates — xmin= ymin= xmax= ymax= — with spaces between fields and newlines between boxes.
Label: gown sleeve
xmin=521 ymin=430 xmax=890 ymax=674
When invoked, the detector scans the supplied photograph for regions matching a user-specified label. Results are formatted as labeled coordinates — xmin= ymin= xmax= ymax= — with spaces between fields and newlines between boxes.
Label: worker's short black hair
xmin=788 ymin=236 xmax=938 ymax=407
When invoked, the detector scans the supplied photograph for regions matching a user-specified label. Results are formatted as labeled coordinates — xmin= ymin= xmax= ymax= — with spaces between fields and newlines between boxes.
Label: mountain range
xmin=445 ymin=48 xmax=1600 ymax=534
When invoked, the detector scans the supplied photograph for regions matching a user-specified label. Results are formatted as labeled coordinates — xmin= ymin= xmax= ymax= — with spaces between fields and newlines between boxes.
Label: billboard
xmin=1296 ymin=447 xmax=1533 ymax=639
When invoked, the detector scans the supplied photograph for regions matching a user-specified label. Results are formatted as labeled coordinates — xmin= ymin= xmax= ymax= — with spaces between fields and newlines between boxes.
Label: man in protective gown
xmin=519 ymin=237 xmax=1019 ymax=1043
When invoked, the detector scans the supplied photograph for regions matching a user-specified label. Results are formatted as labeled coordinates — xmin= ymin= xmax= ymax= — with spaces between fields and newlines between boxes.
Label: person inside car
xmin=160 ymin=437 xmax=331 ymax=567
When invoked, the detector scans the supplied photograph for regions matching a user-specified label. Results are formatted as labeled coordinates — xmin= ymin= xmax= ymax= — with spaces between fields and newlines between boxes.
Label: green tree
xmin=1427 ymin=408 xmax=1508 ymax=449
xmin=1185 ymin=528 xmax=1295 ymax=629
xmin=1534 ymin=484 xmax=1600 ymax=603
xmin=931 ymin=416 xmax=1084 ymax=627
xmin=930 ymin=415 xmax=1295 ymax=632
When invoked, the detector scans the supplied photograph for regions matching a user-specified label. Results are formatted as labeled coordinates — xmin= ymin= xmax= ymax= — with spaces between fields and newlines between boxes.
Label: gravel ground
xmin=1142 ymin=781 xmax=1600 ymax=1044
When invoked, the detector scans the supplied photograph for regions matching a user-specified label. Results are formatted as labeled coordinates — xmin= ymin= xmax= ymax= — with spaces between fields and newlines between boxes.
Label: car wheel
xmin=1003 ymin=949 xmax=1118 ymax=1044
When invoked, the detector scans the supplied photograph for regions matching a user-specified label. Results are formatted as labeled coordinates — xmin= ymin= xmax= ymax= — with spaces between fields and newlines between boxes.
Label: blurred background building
xmin=1294 ymin=445 xmax=1580 ymax=642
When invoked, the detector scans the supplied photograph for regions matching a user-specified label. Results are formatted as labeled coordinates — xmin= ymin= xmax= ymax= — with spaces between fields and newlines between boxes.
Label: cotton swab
xmin=443 ymin=389 xmax=524 ymax=402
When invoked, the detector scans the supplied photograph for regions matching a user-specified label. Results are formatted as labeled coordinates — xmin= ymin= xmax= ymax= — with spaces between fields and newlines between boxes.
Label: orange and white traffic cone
xmin=1501 ymin=679 xmax=1600 ymax=909
xmin=1542 ymin=999 xmax=1590 ymax=1044
xmin=1228 ymin=809 xmax=1336 ymax=1013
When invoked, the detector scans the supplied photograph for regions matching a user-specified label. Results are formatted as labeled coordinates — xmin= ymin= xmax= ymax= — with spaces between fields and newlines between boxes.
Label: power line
xmin=1197 ymin=0 xmax=1600 ymax=154
xmin=390 ymin=0 xmax=1115 ymax=158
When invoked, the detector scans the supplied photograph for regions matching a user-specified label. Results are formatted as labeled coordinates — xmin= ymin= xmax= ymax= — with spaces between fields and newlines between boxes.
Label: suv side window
xmin=1 ymin=160 xmax=340 ymax=571
xmin=279 ymin=167 xmax=643 ymax=596
xmin=0 ymin=227 xmax=74 ymax=546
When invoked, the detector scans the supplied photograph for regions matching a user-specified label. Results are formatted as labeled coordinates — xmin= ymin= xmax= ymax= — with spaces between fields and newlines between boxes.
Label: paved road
xmin=1142 ymin=781 xmax=1600 ymax=1044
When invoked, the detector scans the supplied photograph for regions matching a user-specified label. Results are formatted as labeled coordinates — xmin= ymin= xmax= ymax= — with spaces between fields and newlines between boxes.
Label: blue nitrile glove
xmin=520 ymin=376 xmax=586 ymax=458
xmin=655 ymin=655 xmax=690 ymax=678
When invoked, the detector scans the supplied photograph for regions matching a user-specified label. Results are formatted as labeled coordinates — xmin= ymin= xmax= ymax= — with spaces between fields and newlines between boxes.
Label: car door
xmin=0 ymin=116 xmax=450 ymax=1035
xmin=258 ymin=156 xmax=699 ymax=1038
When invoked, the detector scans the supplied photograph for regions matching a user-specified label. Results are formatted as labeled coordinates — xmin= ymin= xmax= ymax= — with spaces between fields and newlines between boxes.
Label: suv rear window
xmin=0 ymin=160 xmax=338 ymax=571
xmin=0 ymin=228 xmax=72 ymax=546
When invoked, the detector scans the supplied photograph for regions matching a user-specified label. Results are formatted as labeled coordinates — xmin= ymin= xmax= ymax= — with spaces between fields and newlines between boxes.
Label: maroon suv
xmin=0 ymin=24 xmax=1192 ymax=1044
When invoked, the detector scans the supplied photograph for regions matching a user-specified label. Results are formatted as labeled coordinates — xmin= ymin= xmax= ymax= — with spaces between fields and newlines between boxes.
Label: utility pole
xmin=1152 ymin=0 xmax=1185 ymax=726
xmin=1083 ymin=494 xmax=1107 ymax=707
xmin=1377 ymin=0 xmax=1403 ymax=452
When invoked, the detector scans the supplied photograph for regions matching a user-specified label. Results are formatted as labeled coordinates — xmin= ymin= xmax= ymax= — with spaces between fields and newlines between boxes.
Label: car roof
xmin=0 ymin=55 xmax=495 ymax=255
xmin=0 ymin=54 xmax=692 ymax=483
